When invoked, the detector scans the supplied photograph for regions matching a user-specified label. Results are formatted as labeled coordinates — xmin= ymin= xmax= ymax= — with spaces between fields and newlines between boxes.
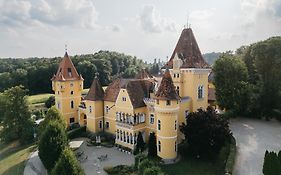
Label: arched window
xmin=158 ymin=141 xmax=161 ymax=152
xmin=70 ymin=91 xmax=74 ymax=95
xmin=175 ymin=141 xmax=177 ymax=152
xmin=70 ymin=101 xmax=74 ymax=109
xmin=198 ymin=85 xmax=204 ymax=99
xmin=158 ymin=120 xmax=161 ymax=130
xmin=99 ymin=121 xmax=103 ymax=129
xmin=117 ymin=129 xmax=119 ymax=139
xmin=175 ymin=120 xmax=177 ymax=130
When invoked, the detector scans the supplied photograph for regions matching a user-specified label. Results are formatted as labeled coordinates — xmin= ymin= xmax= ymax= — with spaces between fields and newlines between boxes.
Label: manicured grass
xmin=0 ymin=141 xmax=36 ymax=175
xmin=28 ymin=93 xmax=53 ymax=104
xmin=162 ymin=143 xmax=230 ymax=175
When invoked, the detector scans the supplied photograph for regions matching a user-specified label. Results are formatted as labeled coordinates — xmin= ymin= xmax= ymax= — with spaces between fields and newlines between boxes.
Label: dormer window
xmin=122 ymin=97 xmax=126 ymax=101
xmin=67 ymin=68 xmax=72 ymax=77
xmin=166 ymin=100 xmax=171 ymax=106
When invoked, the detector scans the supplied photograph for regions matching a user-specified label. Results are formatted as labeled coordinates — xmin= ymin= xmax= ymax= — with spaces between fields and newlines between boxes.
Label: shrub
xmin=45 ymin=95 xmax=55 ymax=108
xmin=263 ymin=150 xmax=281 ymax=175
xmin=143 ymin=166 xmax=163 ymax=175
xmin=225 ymin=135 xmax=236 ymax=174
xmin=134 ymin=153 xmax=146 ymax=170
xmin=67 ymin=126 xmax=86 ymax=139
xmin=51 ymin=148 xmax=85 ymax=175
xmin=38 ymin=121 xmax=68 ymax=172
xmin=104 ymin=165 xmax=134 ymax=175
xmin=138 ymin=159 xmax=155 ymax=175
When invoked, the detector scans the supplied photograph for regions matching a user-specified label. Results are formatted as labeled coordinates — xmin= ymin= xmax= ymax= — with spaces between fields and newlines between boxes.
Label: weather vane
xmin=65 ymin=44 xmax=67 ymax=53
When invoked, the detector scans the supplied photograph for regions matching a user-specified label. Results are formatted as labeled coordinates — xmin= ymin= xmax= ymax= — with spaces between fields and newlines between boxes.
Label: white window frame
xmin=150 ymin=114 xmax=154 ymax=124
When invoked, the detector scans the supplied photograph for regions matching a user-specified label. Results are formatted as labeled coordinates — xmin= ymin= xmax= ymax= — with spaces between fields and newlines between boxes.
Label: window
xmin=70 ymin=91 xmax=74 ymax=95
xmin=158 ymin=141 xmax=161 ymax=152
xmin=177 ymin=73 xmax=180 ymax=78
xmin=57 ymin=91 xmax=60 ymax=95
xmin=174 ymin=74 xmax=176 ymax=78
xmin=70 ymin=117 xmax=75 ymax=123
xmin=175 ymin=120 xmax=177 ymax=130
xmin=99 ymin=121 xmax=103 ymax=129
xmin=175 ymin=141 xmax=177 ymax=152
xmin=166 ymin=100 xmax=171 ymax=106
xmin=122 ymin=97 xmax=126 ymax=101
xmin=57 ymin=102 xmax=60 ymax=109
xmin=83 ymin=114 xmax=87 ymax=119
xmin=70 ymin=83 xmax=73 ymax=87
xmin=198 ymin=85 xmax=204 ymax=99
xmin=89 ymin=106 xmax=92 ymax=113
xmin=105 ymin=106 xmax=109 ymax=114
xmin=67 ymin=68 xmax=72 ymax=77
xmin=70 ymin=101 xmax=74 ymax=109
xmin=150 ymin=114 xmax=154 ymax=124
xmin=176 ymin=86 xmax=179 ymax=95
xmin=185 ymin=110 xmax=189 ymax=117
xmin=117 ymin=130 xmax=119 ymax=139
xmin=156 ymin=99 xmax=159 ymax=105
xmin=158 ymin=120 xmax=161 ymax=130
xmin=105 ymin=122 xmax=109 ymax=129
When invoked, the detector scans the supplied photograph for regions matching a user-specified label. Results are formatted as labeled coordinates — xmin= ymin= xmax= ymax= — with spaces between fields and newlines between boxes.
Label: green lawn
xmin=28 ymin=93 xmax=53 ymax=104
xmin=0 ymin=141 xmax=36 ymax=175
xmin=162 ymin=144 xmax=229 ymax=175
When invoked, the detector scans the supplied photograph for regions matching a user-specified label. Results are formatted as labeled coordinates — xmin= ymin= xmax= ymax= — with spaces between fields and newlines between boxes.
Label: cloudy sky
xmin=0 ymin=0 xmax=281 ymax=62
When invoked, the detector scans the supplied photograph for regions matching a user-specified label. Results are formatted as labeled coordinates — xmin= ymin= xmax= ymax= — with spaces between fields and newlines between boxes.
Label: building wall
xmin=155 ymin=99 xmax=179 ymax=160
xmin=52 ymin=80 xmax=83 ymax=125
xmin=85 ymin=100 xmax=104 ymax=133
xmin=104 ymin=101 xmax=116 ymax=134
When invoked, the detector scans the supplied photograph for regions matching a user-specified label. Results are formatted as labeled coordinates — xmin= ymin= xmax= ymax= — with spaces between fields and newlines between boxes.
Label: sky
xmin=0 ymin=0 xmax=281 ymax=62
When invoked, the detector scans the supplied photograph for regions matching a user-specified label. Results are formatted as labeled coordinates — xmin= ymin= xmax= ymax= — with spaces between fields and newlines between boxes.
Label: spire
xmin=163 ymin=28 xmax=209 ymax=69
xmin=84 ymin=74 xmax=104 ymax=101
xmin=135 ymin=68 xmax=153 ymax=79
xmin=52 ymin=52 xmax=81 ymax=81
xmin=155 ymin=69 xmax=180 ymax=100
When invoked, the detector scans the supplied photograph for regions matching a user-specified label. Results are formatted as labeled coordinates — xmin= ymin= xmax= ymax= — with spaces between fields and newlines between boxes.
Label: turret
xmin=51 ymin=52 xmax=84 ymax=126
xmin=154 ymin=69 xmax=180 ymax=161
xmin=82 ymin=73 xmax=104 ymax=132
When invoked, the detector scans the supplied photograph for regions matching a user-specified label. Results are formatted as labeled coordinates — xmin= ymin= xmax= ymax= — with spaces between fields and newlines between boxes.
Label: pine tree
xmin=51 ymin=148 xmax=85 ymax=175
xmin=38 ymin=121 xmax=68 ymax=172
xmin=148 ymin=132 xmax=157 ymax=158
xmin=136 ymin=132 xmax=145 ymax=153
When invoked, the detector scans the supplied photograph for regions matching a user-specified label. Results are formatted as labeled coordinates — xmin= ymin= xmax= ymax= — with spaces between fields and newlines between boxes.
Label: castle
xmin=51 ymin=27 xmax=211 ymax=161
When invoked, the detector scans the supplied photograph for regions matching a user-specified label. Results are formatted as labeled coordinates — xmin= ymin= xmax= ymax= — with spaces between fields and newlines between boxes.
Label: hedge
xmin=224 ymin=135 xmax=236 ymax=174
xmin=67 ymin=126 xmax=86 ymax=139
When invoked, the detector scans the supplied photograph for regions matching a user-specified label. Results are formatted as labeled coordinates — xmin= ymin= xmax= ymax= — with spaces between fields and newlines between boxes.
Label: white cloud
xmin=0 ymin=0 xmax=98 ymax=28
xmin=190 ymin=9 xmax=215 ymax=22
xmin=138 ymin=4 xmax=176 ymax=33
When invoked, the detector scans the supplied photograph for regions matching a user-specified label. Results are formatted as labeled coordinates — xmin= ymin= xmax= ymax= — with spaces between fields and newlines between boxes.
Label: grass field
xmin=27 ymin=93 xmax=53 ymax=104
xmin=0 ymin=141 xmax=36 ymax=175
xmin=162 ymin=143 xmax=229 ymax=175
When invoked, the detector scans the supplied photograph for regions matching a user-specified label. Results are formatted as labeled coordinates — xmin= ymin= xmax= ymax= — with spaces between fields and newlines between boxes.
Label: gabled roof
xmin=135 ymin=69 xmax=153 ymax=79
xmin=103 ymin=78 xmax=154 ymax=108
xmin=84 ymin=75 xmax=104 ymax=101
xmin=163 ymin=28 xmax=209 ymax=69
xmin=51 ymin=52 xmax=82 ymax=81
xmin=155 ymin=69 xmax=180 ymax=100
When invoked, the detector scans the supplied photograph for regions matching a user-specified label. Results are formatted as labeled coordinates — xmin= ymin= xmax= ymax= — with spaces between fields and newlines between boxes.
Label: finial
xmin=186 ymin=13 xmax=189 ymax=29
xmin=65 ymin=44 xmax=67 ymax=53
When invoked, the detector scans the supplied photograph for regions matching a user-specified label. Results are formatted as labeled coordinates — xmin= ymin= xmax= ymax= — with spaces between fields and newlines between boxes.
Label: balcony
xmin=115 ymin=112 xmax=146 ymax=130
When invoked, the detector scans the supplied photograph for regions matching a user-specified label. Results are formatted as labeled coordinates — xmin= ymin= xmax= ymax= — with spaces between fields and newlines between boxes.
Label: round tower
xmin=154 ymin=69 xmax=180 ymax=161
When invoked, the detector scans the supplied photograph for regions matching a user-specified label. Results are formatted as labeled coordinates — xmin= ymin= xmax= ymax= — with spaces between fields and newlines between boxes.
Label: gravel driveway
xmin=230 ymin=118 xmax=281 ymax=175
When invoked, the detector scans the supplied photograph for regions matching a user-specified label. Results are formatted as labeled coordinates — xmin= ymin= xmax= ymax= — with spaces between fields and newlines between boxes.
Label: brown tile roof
xmin=84 ymin=75 xmax=104 ymax=101
xmin=208 ymin=88 xmax=216 ymax=101
xmin=135 ymin=69 xmax=153 ymax=79
xmin=103 ymin=78 xmax=154 ymax=108
xmin=155 ymin=69 xmax=180 ymax=100
xmin=51 ymin=52 xmax=83 ymax=81
xmin=163 ymin=28 xmax=209 ymax=69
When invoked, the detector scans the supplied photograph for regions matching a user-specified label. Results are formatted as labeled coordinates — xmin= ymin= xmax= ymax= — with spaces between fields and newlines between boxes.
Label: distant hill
xmin=203 ymin=52 xmax=221 ymax=66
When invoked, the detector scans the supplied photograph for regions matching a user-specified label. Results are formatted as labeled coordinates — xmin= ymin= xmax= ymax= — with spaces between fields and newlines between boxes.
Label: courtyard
xmin=73 ymin=138 xmax=134 ymax=175
xmin=230 ymin=118 xmax=281 ymax=175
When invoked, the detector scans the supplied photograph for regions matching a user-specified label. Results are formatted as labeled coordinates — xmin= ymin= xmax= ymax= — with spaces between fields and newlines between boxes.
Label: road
xmin=230 ymin=118 xmax=281 ymax=175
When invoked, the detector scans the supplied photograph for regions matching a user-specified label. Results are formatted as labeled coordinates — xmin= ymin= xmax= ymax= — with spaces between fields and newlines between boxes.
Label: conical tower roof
xmin=163 ymin=28 xmax=209 ymax=69
xmin=155 ymin=69 xmax=180 ymax=100
xmin=84 ymin=74 xmax=104 ymax=101
xmin=52 ymin=52 xmax=81 ymax=81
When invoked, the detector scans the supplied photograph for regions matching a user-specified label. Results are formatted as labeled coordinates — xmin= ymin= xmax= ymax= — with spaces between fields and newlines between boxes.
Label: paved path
xmin=75 ymin=138 xmax=134 ymax=175
xmin=230 ymin=118 xmax=281 ymax=175
xmin=23 ymin=150 xmax=47 ymax=175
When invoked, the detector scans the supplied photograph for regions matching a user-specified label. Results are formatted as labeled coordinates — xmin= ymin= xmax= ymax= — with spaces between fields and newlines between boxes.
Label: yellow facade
xmin=52 ymin=80 xmax=83 ymax=126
